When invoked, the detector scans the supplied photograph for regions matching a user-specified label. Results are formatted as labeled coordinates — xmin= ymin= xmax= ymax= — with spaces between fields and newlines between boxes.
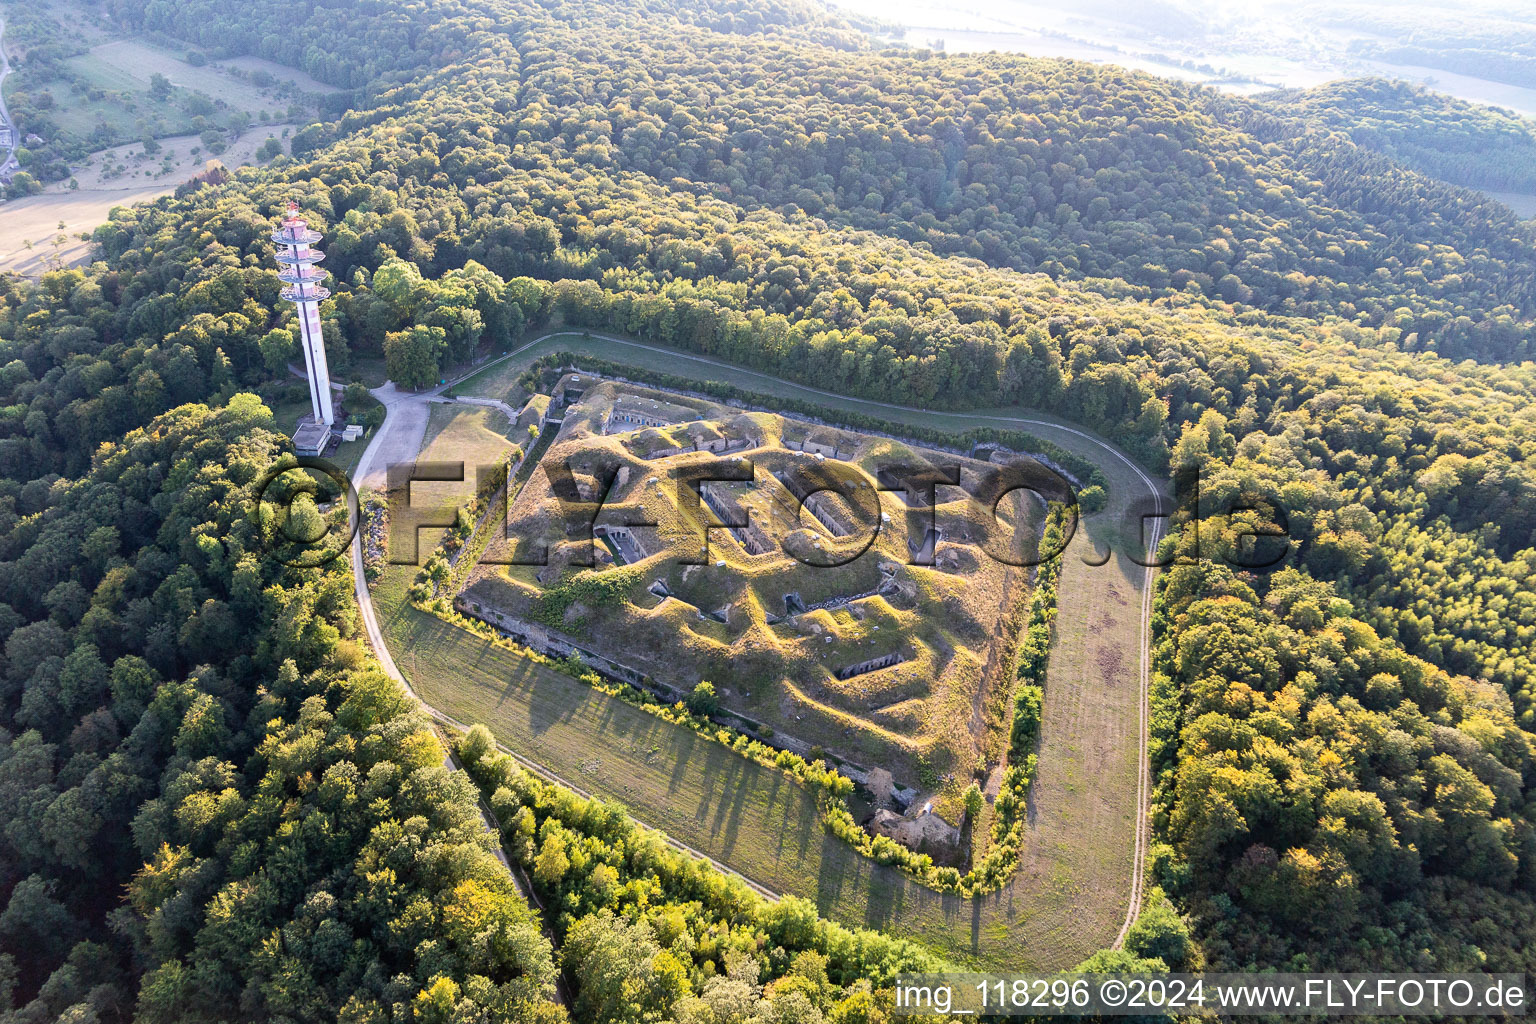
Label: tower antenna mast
xmin=272 ymin=202 xmax=334 ymax=425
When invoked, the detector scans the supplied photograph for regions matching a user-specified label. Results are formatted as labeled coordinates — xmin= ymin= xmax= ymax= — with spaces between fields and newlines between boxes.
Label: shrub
xmin=962 ymin=783 xmax=984 ymax=820
xmin=686 ymin=681 xmax=719 ymax=716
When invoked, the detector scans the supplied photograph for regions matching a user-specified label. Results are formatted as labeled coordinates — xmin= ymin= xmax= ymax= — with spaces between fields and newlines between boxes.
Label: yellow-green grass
xmin=65 ymin=38 xmax=309 ymax=111
xmin=21 ymin=86 xmax=146 ymax=142
xmin=421 ymin=402 xmax=518 ymax=464
xmin=385 ymin=403 xmax=521 ymax=558
xmin=409 ymin=402 xmax=517 ymax=500
xmin=402 ymin=338 xmax=1164 ymax=966
xmin=450 ymin=350 xmax=530 ymax=400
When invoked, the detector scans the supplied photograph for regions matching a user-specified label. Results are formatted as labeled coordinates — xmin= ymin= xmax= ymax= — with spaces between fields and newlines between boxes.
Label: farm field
xmin=0 ymin=0 xmax=332 ymax=204
xmin=0 ymin=186 xmax=160 ymax=276
xmin=14 ymin=30 xmax=302 ymax=143
xmin=388 ymin=340 xmax=1162 ymax=967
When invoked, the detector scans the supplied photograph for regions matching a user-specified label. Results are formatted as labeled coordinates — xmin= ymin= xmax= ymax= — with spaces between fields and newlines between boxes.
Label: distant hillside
xmin=101 ymin=0 xmax=1536 ymax=363
xmin=1261 ymin=78 xmax=1536 ymax=194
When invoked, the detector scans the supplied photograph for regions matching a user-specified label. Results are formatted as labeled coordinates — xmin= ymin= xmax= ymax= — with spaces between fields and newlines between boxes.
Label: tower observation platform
xmin=273 ymin=202 xmax=335 ymax=430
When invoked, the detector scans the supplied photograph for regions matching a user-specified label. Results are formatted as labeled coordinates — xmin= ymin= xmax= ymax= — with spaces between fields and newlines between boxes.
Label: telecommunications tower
xmin=273 ymin=202 xmax=334 ymax=426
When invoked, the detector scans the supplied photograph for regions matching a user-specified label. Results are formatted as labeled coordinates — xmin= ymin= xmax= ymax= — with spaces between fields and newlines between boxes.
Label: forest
xmin=1 ymin=0 xmax=1535 ymax=1019
xmin=104 ymin=0 xmax=1536 ymax=364
xmin=0 ymin=398 xmax=564 ymax=1021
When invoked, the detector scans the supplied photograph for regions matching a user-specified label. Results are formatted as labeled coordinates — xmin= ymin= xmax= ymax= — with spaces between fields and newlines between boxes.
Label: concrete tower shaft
xmin=273 ymin=202 xmax=334 ymax=425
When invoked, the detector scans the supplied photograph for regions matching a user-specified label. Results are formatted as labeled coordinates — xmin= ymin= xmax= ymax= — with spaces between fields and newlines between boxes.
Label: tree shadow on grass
xmin=685 ymin=743 xmax=752 ymax=857
xmin=775 ymin=775 xmax=820 ymax=866
xmin=499 ymin=654 xmax=590 ymax=739
xmin=815 ymin=832 xmax=851 ymax=913
xmin=668 ymin=726 xmax=700 ymax=795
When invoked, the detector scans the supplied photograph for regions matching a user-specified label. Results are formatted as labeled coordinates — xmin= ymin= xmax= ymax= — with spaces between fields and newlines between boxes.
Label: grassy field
xmin=49 ymin=123 xmax=298 ymax=190
xmin=33 ymin=32 xmax=285 ymax=141
xmin=420 ymin=402 xmax=518 ymax=467
xmin=1483 ymin=189 xmax=1536 ymax=219
xmin=451 ymin=353 xmax=529 ymax=401
xmin=385 ymin=338 xmax=1164 ymax=967
xmin=64 ymin=40 xmax=252 ymax=107
xmin=399 ymin=402 xmax=521 ymax=532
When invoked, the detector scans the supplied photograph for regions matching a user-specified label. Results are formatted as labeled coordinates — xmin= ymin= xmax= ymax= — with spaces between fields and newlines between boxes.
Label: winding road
xmin=0 ymin=17 xmax=18 ymax=182
xmin=341 ymin=331 xmax=1166 ymax=956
